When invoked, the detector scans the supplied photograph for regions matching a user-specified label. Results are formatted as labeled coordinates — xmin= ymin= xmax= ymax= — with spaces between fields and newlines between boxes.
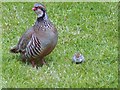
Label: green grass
xmin=2 ymin=2 xmax=118 ymax=88
xmin=0 ymin=1 xmax=2 ymax=89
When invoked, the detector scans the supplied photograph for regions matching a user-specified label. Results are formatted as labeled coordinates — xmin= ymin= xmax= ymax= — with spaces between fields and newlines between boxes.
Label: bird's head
xmin=32 ymin=3 xmax=46 ymax=18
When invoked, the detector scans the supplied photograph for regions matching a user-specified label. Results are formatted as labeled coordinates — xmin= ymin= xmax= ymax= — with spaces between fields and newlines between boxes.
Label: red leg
xmin=31 ymin=59 xmax=36 ymax=67
xmin=40 ymin=59 xmax=49 ymax=66
xmin=39 ymin=59 xmax=45 ymax=65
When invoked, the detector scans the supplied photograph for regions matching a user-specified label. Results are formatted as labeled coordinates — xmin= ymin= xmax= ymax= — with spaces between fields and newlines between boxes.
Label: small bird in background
xmin=10 ymin=3 xmax=58 ymax=68
xmin=72 ymin=52 xmax=85 ymax=64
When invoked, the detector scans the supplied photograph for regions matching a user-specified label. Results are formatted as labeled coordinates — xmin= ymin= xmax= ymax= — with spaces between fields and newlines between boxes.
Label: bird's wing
xmin=17 ymin=27 xmax=34 ymax=52
xmin=25 ymin=34 xmax=42 ymax=58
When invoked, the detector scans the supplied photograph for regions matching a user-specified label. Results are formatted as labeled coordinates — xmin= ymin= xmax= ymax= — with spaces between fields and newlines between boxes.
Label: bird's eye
xmin=35 ymin=7 xmax=41 ymax=8
xmin=35 ymin=7 xmax=38 ymax=9
xmin=37 ymin=6 xmax=42 ymax=9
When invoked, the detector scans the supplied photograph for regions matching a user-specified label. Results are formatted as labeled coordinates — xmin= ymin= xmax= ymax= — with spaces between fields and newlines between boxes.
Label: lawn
xmin=2 ymin=2 xmax=118 ymax=88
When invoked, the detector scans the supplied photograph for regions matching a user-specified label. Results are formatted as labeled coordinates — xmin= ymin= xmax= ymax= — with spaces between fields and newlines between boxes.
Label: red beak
xmin=32 ymin=7 xmax=37 ymax=11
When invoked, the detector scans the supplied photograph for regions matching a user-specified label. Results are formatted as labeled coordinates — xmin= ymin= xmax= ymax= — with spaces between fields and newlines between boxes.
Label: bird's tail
xmin=10 ymin=46 xmax=19 ymax=53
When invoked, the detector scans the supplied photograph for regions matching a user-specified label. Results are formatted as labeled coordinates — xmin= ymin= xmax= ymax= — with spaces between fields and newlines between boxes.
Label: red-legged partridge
xmin=10 ymin=3 xmax=58 ymax=67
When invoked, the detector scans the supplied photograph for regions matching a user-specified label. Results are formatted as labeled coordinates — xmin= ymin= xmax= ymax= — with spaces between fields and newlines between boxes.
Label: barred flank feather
xmin=25 ymin=35 xmax=41 ymax=58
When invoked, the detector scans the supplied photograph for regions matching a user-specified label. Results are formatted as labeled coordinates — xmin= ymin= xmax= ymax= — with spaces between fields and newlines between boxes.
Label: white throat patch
xmin=36 ymin=9 xmax=44 ymax=18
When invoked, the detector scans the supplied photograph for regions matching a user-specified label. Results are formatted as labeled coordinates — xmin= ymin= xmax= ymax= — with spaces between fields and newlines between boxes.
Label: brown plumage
xmin=10 ymin=3 xmax=58 ymax=67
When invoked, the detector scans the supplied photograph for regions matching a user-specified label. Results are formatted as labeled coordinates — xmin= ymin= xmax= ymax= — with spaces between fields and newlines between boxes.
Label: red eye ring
xmin=32 ymin=6 xmax=41 ymax=10
xmin=35 ymin=7 xmax=39 ymax=8
xmin=37 ymin=6 xmax=43 ymax=9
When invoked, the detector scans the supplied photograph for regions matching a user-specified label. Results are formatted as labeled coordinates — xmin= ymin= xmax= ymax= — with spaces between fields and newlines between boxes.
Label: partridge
xmin=10 ymin=3 xmax=58 ymax=67
xmin=72 ymin=52 xmax=85 ymax=64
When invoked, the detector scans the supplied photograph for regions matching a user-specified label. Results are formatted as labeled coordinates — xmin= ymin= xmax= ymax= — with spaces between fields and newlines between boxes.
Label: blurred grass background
xmin=2 ymin=2 xmax=118 ymax=88
xmin=0 ymin=1 xmax=2 ymax=89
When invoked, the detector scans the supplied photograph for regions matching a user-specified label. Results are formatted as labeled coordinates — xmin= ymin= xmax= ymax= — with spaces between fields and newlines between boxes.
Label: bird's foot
xmin=40 ymin=59 xmax=49 ymax=66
